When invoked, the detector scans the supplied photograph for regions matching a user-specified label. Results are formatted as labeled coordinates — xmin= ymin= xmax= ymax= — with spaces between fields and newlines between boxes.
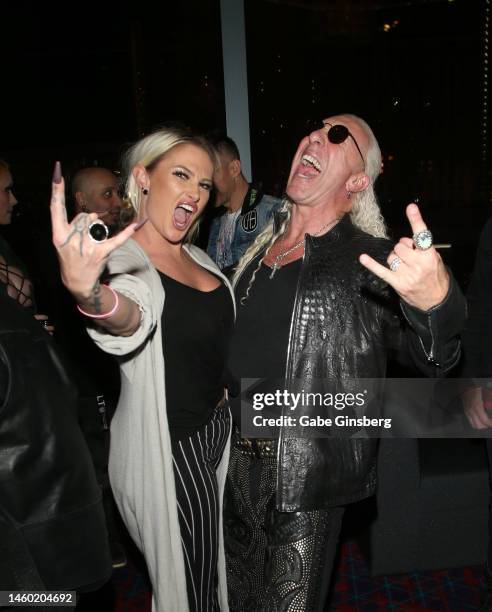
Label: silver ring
xmin=413 ymin=229 xmax=433 ymax=250
xmin=88 ymin=220 xmax=109 ymax=243
xmin=42 ymin=320 xmax=49 ymax=329
xmin=389 ymin=256 xmax=402 ymax=272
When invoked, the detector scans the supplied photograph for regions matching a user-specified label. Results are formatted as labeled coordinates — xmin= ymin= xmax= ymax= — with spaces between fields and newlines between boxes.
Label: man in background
xmin=72 ymin=167 xmax=123 ymax=236
xmin=206 ymin=136 xmax=282 ymax=269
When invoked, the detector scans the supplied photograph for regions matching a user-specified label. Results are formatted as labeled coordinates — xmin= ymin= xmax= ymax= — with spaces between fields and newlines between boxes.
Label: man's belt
xmin=234 ymin=426 xmax=276 ymax=458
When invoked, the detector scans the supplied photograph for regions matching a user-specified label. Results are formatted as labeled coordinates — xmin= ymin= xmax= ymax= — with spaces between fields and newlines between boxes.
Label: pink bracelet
xmin=76 ymin=284 xmax=120 ymax=319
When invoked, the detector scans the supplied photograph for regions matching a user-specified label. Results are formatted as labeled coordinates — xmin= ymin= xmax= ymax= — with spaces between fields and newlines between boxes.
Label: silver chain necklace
xmin=269 ymin=217 xmax=339 ymax=279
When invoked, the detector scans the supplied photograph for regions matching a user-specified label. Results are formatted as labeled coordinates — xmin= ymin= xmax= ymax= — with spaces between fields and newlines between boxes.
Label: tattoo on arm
xmin=90 ymin=280 xmax=103 ymax=314
xmin=60 ymin=214 xmax=90 ymax=256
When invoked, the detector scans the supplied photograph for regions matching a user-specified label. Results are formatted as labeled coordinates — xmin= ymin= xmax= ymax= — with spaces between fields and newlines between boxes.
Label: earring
xmin=346 ymin=190 xmax=352 ymax=200
xmin=142 ymin=187 xmax=149 ymax=195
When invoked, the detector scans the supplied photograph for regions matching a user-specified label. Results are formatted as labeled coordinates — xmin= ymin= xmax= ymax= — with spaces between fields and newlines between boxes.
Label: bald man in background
xmin=72 ymin=167 xmax=123 ymax=236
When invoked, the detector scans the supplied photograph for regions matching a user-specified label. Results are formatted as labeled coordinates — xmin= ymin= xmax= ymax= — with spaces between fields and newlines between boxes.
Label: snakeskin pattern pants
xmin=224 ymin=440 xmax=345 ymax=612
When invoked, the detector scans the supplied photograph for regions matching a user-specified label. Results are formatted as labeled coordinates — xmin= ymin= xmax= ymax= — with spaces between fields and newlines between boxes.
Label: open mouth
xmin=301 ymin=154 xmax=321 ymax=172
xmin=296 ymin=153 xmax=322 ymax=179
xmin=173 ymin=202 xmax=197 ymax=230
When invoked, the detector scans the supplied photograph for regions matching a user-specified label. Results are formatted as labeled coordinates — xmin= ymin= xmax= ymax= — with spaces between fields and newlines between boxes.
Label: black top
xmin=159 ymin=270 xmax=234 ymax=437
xmin=228 ymin=256 xmax=302 ymax=425
xmin=0 ymin=234 xmax=35 ymax=309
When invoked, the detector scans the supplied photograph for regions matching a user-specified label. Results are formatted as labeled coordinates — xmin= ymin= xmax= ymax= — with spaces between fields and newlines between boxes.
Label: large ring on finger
xmin=389 ymin=256 xmax=402 ymax=272
xmin=413 ymin=229 xmax=433 ymax=250
xmin=88 ymin=220 xmax=109 ymax=243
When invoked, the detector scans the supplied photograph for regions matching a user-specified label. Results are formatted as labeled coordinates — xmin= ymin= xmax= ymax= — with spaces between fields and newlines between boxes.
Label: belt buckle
xmin=236 ymin=431 xmax=275 ymax=458
xmin=237 ymin=436 xmax=255 ymax=456
xmin=255 ymin=438 xmax=275 ymax=458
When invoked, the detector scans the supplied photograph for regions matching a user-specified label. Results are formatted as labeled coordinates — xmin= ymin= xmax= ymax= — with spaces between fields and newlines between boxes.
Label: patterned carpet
xmin=79 ymin=540 xmax=485 ymax=611
xmin=329 ymin=541 xmax=484 ymax=611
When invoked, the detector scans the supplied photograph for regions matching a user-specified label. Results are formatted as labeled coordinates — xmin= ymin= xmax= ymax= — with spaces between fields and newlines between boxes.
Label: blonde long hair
xmin=122 ymin=128 xmax=216 ymax=243
xmin=233 ymin=114 xmax=387 ymax=298
xmin=345 ymin=115 xmax=387 ymax=240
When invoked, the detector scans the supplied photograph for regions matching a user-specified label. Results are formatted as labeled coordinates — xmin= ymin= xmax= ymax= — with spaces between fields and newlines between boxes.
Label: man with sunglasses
xmin=224 ymin=114 xmax=465 ymax=610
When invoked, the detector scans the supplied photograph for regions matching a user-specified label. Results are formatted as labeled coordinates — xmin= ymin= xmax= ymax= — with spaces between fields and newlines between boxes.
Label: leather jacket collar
xmin=272 ymin=209 xmax=355 ymax=251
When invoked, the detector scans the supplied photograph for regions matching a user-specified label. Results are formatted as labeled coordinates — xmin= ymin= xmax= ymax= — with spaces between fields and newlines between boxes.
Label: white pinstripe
xmin=176 ymin=500 xmax=192 ymax=536
xmin=178 ymin=438 xmax=203 ymax=564
xmin=197 ymin=429 xmax=216 ymax=607
xmin=190 ymin=437 xmax=212 ymax=611
xmin=173 ymin=454 xmax=196 ymax=555
xmin=172 ymin=407 xmax=229 ymax=611
xmin=180 ymin=534 xmax=199 ymax=611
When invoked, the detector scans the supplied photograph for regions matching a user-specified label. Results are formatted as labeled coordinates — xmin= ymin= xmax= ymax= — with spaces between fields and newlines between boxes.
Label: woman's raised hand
xmin=50 ymin=161 xmax=138 ymax=301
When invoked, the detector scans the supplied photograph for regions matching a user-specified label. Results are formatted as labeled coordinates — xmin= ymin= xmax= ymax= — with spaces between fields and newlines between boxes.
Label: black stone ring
xmin=88 ymin=220 xmax=109 ymax=243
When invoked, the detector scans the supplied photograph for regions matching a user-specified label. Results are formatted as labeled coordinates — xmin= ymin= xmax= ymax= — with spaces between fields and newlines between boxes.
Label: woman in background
xmin=0 ymin=159 xmax=54 ymax=333
xmin=0 ymin=159 xmax=34 ymax=306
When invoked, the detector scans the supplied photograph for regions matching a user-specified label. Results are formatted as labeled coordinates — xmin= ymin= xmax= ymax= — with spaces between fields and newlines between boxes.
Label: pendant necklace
xmin=269 ymin=217 xmax=339 ymax=279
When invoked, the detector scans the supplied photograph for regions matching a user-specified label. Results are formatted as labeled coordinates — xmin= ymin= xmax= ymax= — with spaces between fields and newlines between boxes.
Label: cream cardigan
xmin=88 ymin=238 xmax=235 ymax=612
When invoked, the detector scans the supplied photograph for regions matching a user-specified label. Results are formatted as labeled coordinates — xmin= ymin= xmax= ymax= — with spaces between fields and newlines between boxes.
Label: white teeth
xmin=301 ymin=154 xmax=321 ymax=172
xmin=178 ymin=203 xmax=194 ymax=213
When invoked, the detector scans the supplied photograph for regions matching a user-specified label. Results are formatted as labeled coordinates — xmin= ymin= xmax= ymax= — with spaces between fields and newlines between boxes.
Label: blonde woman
xmin=50 ymin=128 xmax=235 ymax=612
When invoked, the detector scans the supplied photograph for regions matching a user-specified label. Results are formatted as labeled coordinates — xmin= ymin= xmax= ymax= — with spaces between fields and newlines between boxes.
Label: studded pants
xmin=224 ymin=439 xmax=345 ymax=612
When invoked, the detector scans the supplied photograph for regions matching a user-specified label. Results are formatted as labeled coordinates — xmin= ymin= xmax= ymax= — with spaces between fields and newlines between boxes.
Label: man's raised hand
xmin=359 ymin=203 xmax=449 ymax=311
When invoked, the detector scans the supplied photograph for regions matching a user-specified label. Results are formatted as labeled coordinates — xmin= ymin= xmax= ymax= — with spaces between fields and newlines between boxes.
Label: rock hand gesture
xmin=50 ymin=161 xmax=142 ymax=334
xmin=359 ymin=203 xmax=449 ymax=312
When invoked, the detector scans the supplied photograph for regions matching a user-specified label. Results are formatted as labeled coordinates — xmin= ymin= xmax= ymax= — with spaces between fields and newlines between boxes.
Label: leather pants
xmin=224 ymin=434 xmax=344 ymax=611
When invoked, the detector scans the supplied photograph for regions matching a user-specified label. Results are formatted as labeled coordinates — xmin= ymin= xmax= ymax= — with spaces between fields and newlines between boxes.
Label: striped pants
xmin=171 ymin=404 xmax=230 ymax=612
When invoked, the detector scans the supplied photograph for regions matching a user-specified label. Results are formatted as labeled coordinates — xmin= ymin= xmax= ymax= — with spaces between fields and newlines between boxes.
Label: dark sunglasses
xmin=324 ymin=122 xmax=365 ymax=170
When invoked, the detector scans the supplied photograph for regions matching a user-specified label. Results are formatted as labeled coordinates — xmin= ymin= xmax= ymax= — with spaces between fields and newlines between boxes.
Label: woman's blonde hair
xmin=233 ymin=114 xmax=387 ymax=300
xmin=233 ymin=198 xmax=291 ymax=304
xmin=122 ymin=128 xmax=216 ymax=243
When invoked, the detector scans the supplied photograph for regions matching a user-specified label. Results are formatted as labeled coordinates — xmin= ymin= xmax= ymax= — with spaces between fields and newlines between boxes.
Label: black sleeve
xmin=0 ymin=344 xmax=10 ymax=408
xmin=384 ymin=272 xmax=466 ymax=377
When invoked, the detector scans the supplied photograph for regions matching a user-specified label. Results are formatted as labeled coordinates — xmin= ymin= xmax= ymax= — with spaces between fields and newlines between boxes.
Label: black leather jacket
xmin=0 ymin=294 xmax=111 ymax=590
xmin=247 ymin=214 xmax=465 ymax=512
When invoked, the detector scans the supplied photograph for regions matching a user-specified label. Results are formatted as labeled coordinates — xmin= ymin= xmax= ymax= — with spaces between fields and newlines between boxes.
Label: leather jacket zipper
xmin=277 ymin=244 xmax=307 ymax=511
xmin=400 ymin=304 xmax=437 ymax=364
